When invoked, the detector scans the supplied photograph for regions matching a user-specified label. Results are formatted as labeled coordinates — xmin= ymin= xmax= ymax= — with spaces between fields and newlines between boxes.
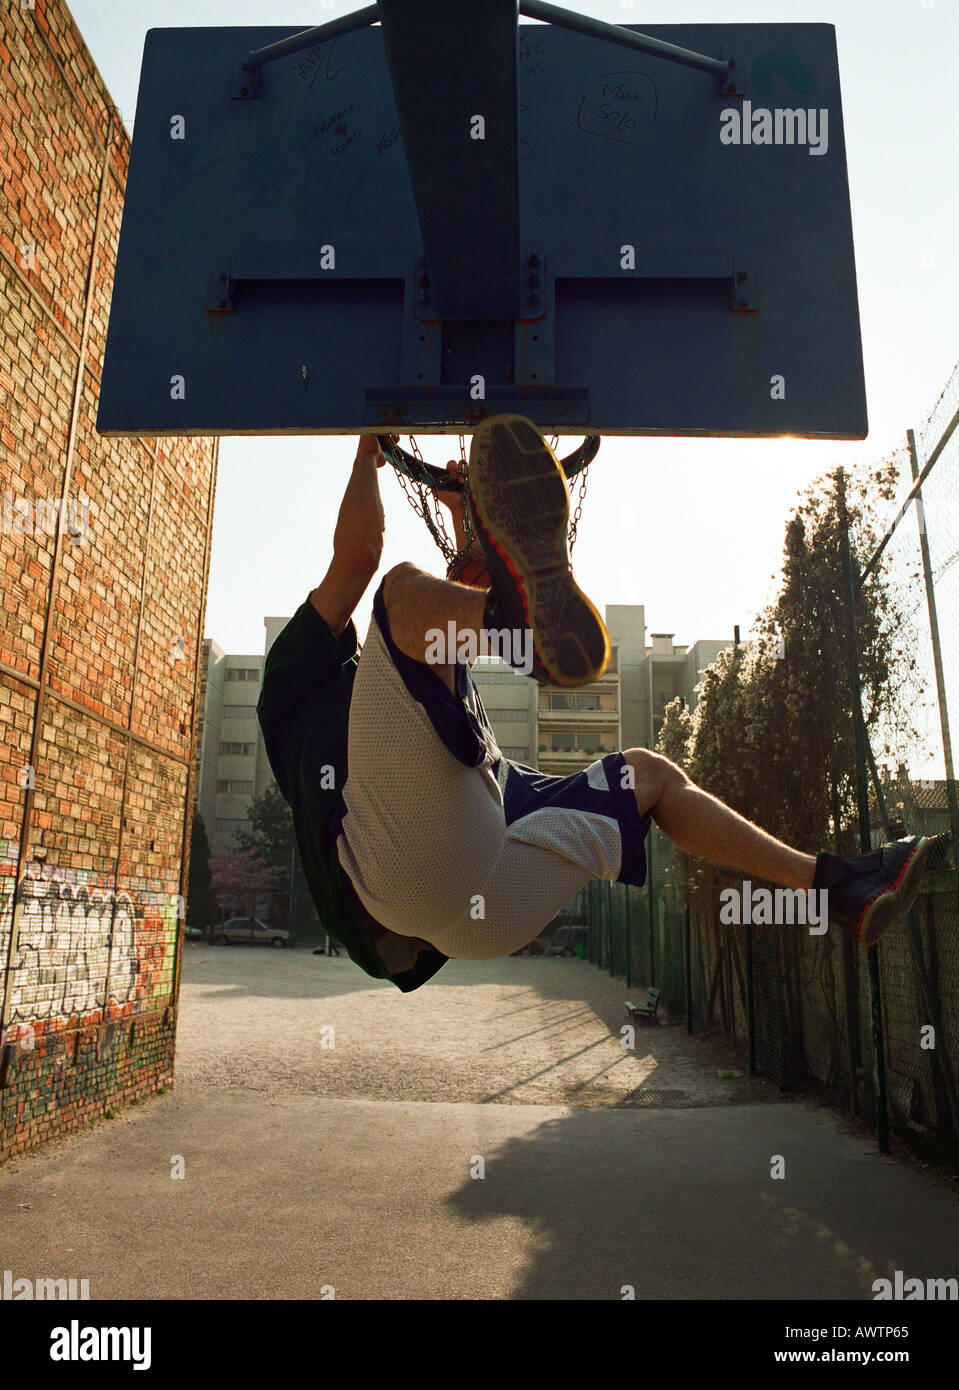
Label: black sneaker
xmin=813 ymin=836 xmax=929 ymax=945
xmin=467 ymin=415 xmax=611 ymax=687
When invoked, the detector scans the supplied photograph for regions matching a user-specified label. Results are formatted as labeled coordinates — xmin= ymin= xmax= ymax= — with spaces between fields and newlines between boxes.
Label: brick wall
xmin=0 ymin=1 xmax=217 ymax=1158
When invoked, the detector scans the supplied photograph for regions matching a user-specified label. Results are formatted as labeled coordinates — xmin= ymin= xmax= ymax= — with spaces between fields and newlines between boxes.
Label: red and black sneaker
xmin=813 ymin=835 xmax=929 ymax=946
xmin=467 ymin=415 xmax=611 ymax=687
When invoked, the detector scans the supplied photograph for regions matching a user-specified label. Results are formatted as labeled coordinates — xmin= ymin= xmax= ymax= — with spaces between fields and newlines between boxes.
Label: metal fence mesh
xmin=586 ymin=362 xmax=959 ymax=1169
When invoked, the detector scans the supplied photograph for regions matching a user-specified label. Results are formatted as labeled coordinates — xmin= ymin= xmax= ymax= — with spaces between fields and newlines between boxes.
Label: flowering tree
xmin=209 ymin=848 xmax=285 ymax=925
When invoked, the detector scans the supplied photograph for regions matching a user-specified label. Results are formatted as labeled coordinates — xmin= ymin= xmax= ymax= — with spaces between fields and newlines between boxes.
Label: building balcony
xmin=533 ymin=750 xmax=617 ymax=761
xmin=538 ymin=707 xmax=619 ymax=722
xmin=537 ymin=751 xmax=608 ymax=774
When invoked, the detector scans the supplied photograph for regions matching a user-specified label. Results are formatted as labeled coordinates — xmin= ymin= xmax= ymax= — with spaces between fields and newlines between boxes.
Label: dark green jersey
xmin=257 ymin=598 xmax=447 ymax=992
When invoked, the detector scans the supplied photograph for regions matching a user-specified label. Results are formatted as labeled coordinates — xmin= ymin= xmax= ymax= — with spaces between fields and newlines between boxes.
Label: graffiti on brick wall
xmin=0 ymin=874 xmax=173 ymax=1025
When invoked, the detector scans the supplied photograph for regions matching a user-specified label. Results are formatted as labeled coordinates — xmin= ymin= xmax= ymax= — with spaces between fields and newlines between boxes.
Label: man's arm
xmin=310 ymin=435 xmax=394 ymax=637
xmin=436 ymin=460 xmax=489 ymax=587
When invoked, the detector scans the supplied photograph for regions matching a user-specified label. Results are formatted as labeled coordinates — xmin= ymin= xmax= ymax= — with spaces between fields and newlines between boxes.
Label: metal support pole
xmin=245 ymin=2 xmax=737 ymax=88
xmin=379 ymin=0 xmax=521 ymax=320
xmin=246 ymin=7 xmax=380 ymax=72
xmin=907 ymin=428 xmax=959 ymax=908
xmin=837 ymin=467 xmax=889 ymax=1154
xmin=520 ymin=1 xmax=735 ymax=87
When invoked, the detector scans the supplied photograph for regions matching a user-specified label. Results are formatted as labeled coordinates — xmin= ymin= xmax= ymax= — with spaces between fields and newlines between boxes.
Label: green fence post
xmin=646 ymin=830 xmax=655 ymax=984
xmin=619 ymin=878 xmax=628 ymax=989
xmin=744 ymin=922 xmax=756 ymax=1076
xmin=684 ymin=897 xmax=693 ymax=1034
xmin=907 ymin=429 xmax=959 ymax=910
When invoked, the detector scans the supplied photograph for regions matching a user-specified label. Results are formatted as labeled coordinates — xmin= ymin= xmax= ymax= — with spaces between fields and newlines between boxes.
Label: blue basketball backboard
xmin=97 ymin=10 xmax=867 ymax=439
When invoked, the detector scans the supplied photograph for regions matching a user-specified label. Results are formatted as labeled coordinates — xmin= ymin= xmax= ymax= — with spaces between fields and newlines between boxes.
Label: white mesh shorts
xmin=333 ymin=580 xmax=651 ymax=960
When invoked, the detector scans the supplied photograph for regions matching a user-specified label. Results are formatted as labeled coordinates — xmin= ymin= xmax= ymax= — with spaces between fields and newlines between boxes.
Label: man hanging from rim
xmin=258 ymin=417 xmax=928 ymax=990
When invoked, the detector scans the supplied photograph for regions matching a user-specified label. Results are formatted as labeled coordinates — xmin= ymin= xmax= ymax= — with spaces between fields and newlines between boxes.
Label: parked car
xmin=547 ymin=925 xmax=588 ymax=957
xmin=183 ymin=923 xmax=204 ymax=940
xmin=217 ymin=917 xmax=291 ymax=948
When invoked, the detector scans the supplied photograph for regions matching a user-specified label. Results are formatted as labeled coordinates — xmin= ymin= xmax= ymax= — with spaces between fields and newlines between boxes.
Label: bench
xmin=624 ymin=988 xmax=661 ymax=1026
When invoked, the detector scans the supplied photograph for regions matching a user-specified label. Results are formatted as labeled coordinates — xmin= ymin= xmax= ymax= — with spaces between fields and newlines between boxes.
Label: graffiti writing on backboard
xmin=577 ymin=71 xmax=657 ymax=145
xmin=296 ymin=40 xmax=346 ymax=89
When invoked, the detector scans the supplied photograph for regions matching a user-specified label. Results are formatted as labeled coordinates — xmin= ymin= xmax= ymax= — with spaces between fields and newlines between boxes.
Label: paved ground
xmin=1 ymin=947 xmax=957 ymax=1300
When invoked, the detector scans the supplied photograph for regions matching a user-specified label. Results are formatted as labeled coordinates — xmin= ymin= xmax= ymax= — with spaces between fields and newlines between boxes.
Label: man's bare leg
xmin=625 ymin=748 xmax=816 ymax=891
xmin=383 ymin=561 xmax=487 ymax=696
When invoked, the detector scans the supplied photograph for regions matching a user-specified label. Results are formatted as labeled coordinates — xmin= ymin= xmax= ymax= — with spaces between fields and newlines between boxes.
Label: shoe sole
xmin=857 ymin=836 xmax=929 ymax=946
xmin=468 ymin=416 xmax=611 ymax=687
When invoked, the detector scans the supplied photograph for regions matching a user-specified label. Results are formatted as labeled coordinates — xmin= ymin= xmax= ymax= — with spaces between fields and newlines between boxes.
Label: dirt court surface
xmin=175 ymin=943 xmax=771 ymax=1109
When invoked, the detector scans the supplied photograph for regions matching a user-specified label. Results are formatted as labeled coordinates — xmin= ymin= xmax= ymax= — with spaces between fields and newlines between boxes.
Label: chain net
xmin=392 ymin=434 xmax=590 ymax=581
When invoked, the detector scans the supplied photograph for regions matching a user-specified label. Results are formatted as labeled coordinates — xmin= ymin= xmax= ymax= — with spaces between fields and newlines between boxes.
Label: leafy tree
xmin=657 ymin=696 xmax=692 ymax=770
xmin=656 ymin=463 xmax=921 ymax=1043
xmin=661 ymin=462 xmax=918 ymax=859
xmin=186 ymin=812 xmax=217 ymax=929
xmin=235 ymin=784 xmax=317 ymax=941
xmin=236 ymin=784 xmax=294 ymax=868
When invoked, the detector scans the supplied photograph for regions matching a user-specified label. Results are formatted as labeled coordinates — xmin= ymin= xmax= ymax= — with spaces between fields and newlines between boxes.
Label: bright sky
xmin=72 ymin=0 xmax=958 ymax=657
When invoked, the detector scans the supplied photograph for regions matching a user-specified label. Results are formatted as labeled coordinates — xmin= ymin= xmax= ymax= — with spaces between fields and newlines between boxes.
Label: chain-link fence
xmin=587 ymin=362 xmax=959 ymax=1169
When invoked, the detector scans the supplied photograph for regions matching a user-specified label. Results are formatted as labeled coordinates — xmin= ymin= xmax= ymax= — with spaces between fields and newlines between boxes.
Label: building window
xmin=500 ymin=747 xmax=529 ymax=762
xmin=222 ymin=705 xmax=257 ymax=718
xmin=219 ymin=742 xmax=255 ymax=756
xmin=651 ymin=675 xmax=681 ymax=711
xmin=542 ymin=691 xmax=603 ymax=711
xmin=549 ymin=729 xmax=617 ymax=753
xmin=215 ymin=818 xmax=249 ymax=834
xmin=216 ymin=779 xmax=253 ymax=794
xmin=225 ymin=668 xmax=259 ymax=682
xmin=473 ymin=669 xmax=526 ymax=684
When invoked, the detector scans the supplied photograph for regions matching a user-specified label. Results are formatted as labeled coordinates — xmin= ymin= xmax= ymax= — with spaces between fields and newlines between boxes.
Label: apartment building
xmin=481 ymin=606 xmax=731 ymax=773
xmin=196 ymin=607 xmax=732 ymax=849
xmin=536 ymin=654 xmax=621 ymax=775
xmin=194 ymin=640 xmax=266 ymax=855
xmin=470 ymin=656 xmax=539 ymax=764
